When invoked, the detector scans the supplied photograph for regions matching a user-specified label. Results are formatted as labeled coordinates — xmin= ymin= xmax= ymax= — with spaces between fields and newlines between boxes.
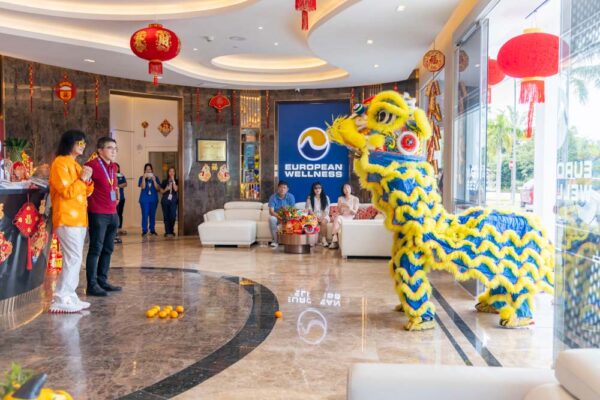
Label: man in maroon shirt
xmin=85 ymin=137 xmax=122 ymax=296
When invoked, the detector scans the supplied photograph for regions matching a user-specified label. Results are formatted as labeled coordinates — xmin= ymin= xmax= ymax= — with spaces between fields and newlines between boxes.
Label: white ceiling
xmin=0 ymin=0 xmax=461 ymax=89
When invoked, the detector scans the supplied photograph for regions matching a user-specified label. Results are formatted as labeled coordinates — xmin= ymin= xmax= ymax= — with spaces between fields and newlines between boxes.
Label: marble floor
xmin=0 ymin=234 xmax=555 ymax=400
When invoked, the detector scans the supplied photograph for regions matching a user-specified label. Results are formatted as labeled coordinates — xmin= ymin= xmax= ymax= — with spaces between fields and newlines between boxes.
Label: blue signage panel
xmin=277 ymin=101 xmax=350 ymax=202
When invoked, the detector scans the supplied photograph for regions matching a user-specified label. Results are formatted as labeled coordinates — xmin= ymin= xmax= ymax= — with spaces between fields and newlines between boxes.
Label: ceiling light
xmin=396 ymin=5 xmax=406 ymax=12
xmin=193 ymin=47 xmax=198 ymax=51
xmin=84 ymin=58 xmax=95 ymax=63
xmin=274 ymin=42 xmax=279 ymax=46
xmin=374 ymin=64 xmax=379 ymax=68
xmin=367 ymin=39 xmax=373 ymax=45
xmin=258 ymin=26 xmax=264 ymax=30
xmin=475 ymin=64 xmax=480 ymax=68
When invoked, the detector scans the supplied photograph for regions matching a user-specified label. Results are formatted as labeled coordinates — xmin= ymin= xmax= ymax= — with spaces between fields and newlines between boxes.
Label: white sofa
xmin=338 ymin=217 xmax=392 ymax=258
xmin=198 ymin=201 xmax=264 ymax=247
xmin=347 ymin=349 xmax=600 ymax=400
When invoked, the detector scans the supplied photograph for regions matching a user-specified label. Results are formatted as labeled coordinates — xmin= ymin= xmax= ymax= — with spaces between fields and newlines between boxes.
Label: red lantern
xmin=54 ymin=74 xmax=76 ymax=117
xmin=296 ymin=0 xmax=316 ymax=31
xmin=130 ymin=23 xmax=181 ymax=86
xmin=497 ymin=28 xmax=559 ymax=138
xmin=487 ymin=58 xmax=505 ymax=103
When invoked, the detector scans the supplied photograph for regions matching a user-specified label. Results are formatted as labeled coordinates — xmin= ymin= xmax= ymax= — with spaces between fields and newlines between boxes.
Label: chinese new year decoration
xmin=277 ymin=207 xmax=319 ymax=234
xmin=425 ymin=80 xmax=442 ymax=173
xmin=158 ymin=119 xmax=173 ymax=137
xmin=95 ymin=77 xmax=100 ymax=121
xmin=0 ymin=231 xmax=13 ymax=264
xmin=231 ymin=90 xmax=237 ymax=126
xmin=487 ymin=58 xmax=505 ymax=103
xmin=130 ymin=23 xmax=181 ymax=86
xmin=209 ymin=91 xmax=230 ymax=123
xmin=141 ymin=121 xmax=149 ymax=137
xmin=217 ymin=164 xmax=230 ymax=183
xmin=29 ymin=64 xmax=34 ymax=113
xmin=423 ymin=49 xmax=445 ymax=72
xmin=198 ymin=164 xmax=211 ymax=182
xmin=497 ymin=28 xmax=559 ymax=138
xmin=295 ymin=0 xmax=316 ymax=31
xmin=47 ymin=234 xmax=63 ymax=271
xmin=13 ymin=202 xmax=41 ymax=271
xmin=54 ymin=74 xmax=76 ymax=117
xmin=195 ymin=88 xmax=201 ymax=124
xmin=458 ymin=49 xmax=469 ymax=72
xmin=31 ymin=219 xmax=49 ymax=260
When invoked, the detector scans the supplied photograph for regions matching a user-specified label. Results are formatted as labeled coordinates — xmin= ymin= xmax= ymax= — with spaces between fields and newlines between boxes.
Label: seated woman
xmin=329 ymin=183 xmax=359 ymax=249
xmin=305 ymin=182 xmax=331 ymax=247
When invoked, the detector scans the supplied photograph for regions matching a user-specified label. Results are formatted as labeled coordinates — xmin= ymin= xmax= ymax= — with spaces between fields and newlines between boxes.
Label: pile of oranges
xmin=145 ymin=305 xmax=185 ymax=319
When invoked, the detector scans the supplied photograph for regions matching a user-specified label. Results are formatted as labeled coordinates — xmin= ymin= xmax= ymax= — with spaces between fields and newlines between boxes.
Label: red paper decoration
xmin=423 ymin=50 xmax=445 ymax=72
xmin=497 ymin=29 xmax=559 ymax=138
xmin=209 ymin=91 xmax=230 ymax=123
xmin=0 ymin=231 xmax=13 ymax=264
xmin=54 ymin=74 xmax=76 ymax=117
xmin=13 ymin=202 xmax=40 ymax=271
xmin=295 ymin=0 xmax=316 ymax=31
xmin=31 ymin=219 xmax=49 ymax=259
xmin=195 ymin=88 xmax=201 ymax=124
xmin=28 ymin=64 xmax=34 ymax=113
xmin=487 ymin=58 xmax=505 ymax=103
xmin=231 ymin=90 xmax=237 ymax=126
xmin=95 ymin=77 xmax=100 ymax=120
xmin=130 ymin=23 xmax=181 ymax=86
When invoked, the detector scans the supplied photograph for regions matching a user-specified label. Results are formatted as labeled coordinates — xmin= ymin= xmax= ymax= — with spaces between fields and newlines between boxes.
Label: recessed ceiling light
xmin=367 ymin=39 xmax=374 ymax=45
xmin=374 ymin=64 xmax=380 ymax=68
xmin=475 ymin=64 xmax=480 ymax=68
xmin=274 ymin=42 xmax=279 ymax=46
xmin=396 ymin=5 xmax=406 ymax=12
xmin=84 ymin=58 xmax=95 ymax=63
xmin=258 ymin=26 xmax=264 ymax=30
xmin=193 ymin=47 xmax=198 ymax=51
xmin=229 ymin=35 xmax=246 ymax=41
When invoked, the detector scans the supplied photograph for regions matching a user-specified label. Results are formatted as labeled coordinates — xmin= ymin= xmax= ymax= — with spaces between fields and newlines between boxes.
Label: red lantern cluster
xmin=296 ymin=0 xmax=316 ymax=31
xmin=130 ymin=23 xmax=181 ymax=86
xmin=497 ymin=28 xmax=559 ymax=138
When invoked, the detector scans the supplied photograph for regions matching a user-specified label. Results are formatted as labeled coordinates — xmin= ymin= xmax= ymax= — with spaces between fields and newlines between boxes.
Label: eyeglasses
xmin=103 ymin=146 xmax=118 ymax=151
xmin=76 ymin=140 xmax=86 ymax=147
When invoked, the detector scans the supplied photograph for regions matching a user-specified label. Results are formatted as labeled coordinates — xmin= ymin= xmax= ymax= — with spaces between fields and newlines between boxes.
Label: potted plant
xmin=4 ymin=137 xmax=29 ymax=162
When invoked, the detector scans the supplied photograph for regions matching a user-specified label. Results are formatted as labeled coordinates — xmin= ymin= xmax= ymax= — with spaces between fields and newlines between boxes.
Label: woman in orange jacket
xmin=48 ymin=130 xmax=94 ymax=313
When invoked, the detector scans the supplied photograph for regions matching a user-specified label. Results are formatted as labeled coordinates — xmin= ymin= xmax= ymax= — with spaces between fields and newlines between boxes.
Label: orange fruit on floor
xmin=164 ymin=306 xmax=173 ymax=312
xmin=274 ymin=310 xmax=283 ymax=318
xmin=176 ymin=306 xmax=184 ymax=313
xmin=158 ymin=311 xmax=168 ymax=319
xmin=146 ymin=309 xmax=157 ymax=318
xmin=170 ymin=311 xmax=179 ymax=318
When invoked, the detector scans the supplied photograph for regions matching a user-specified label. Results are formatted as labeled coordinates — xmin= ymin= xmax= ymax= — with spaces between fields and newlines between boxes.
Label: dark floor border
xmin=117 ymin=267 xmax=279 ymax=400
xmin=434 ymin=314 xmax=473 ymax=366
xmin=431 ymin=286 xmax=502 ymax=367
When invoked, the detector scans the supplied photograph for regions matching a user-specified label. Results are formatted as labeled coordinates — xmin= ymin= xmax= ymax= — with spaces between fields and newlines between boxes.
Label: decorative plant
xmin=0 ymin=362 xmax=33 ymax=397
xmin=276 ymin=207 xmax=319 ymax=234
xmin=4 ymin=138 xmax=29 ymax=161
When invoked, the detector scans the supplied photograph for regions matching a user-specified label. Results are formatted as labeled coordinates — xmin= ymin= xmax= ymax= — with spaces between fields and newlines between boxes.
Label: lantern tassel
xmin=295 ymin=0 xmax=316 ymax=11
xmin=27 ymin=237 xmax=32 ymax=271
xmin=488 ymin=86 xmax=492 ymax=104
xmin=520 ymin=79 xmax=545 ymax=104
xmin=149 ymin=61 xmax=163 ymax=86
xmin=302 ymin=10 xmax=309 ymax=30
xmin=153 ymin=75 xmax=158 ymax=86
xmin=525 ymin=101 xmax=535 ymax=139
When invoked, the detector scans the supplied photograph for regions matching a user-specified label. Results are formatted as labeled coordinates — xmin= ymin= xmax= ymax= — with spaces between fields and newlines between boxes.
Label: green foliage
xmin=0 ymin=362 xmax=34 ymax=397
xmin=3 ymin=137 xmax=30 ymax=161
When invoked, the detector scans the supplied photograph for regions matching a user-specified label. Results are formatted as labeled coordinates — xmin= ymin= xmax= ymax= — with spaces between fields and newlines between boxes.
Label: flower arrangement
xmin=277 ymin=206 xmax=320 ymax=235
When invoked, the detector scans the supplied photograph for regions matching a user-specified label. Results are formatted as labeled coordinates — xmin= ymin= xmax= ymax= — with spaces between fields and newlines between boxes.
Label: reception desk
xmin=0 ymin=185 xmax=52 ymax=322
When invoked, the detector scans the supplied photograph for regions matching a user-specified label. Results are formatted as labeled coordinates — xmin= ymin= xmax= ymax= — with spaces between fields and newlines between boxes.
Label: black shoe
xmin=87 ymin=285 xmax=108 ymax=297
xmin=150 ymin=231 xmax=158 ymax=236
xmin=99 ymin=282 xmax=122 ymax=292
xmin=142 ymin=232 xmax=147 ymax=237
xmin=114 ymin=236 xmax=122 ymax=244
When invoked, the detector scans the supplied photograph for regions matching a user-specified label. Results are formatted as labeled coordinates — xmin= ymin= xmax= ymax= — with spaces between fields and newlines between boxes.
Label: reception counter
xmin=0 ymin=184 xmax=52 ymax=321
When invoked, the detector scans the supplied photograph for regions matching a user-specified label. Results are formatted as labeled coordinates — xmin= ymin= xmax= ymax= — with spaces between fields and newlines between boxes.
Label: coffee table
xmin=278 ymin=233 xmax=318 ymax=254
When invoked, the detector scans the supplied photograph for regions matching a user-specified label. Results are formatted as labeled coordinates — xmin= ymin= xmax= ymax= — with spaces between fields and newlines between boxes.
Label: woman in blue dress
xmin=138 ymin=163 xmax=161 ymax=236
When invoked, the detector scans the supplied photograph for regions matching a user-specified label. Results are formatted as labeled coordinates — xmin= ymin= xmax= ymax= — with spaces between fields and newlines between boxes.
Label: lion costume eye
xmin=376 ymin=109 xmax=396 ymax=125
xmin=397 ymin=132 xmax=419 ymax=155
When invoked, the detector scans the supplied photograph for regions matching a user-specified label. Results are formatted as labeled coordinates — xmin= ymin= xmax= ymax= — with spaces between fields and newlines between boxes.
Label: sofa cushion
xmin=224 ymin=201 xmax=262 ymax=210
xmin=556 ymin=349 xmax=600 ymax=400
xmin=224 ymin=208 xmax=261 ymax=221
xmin=524 ymin=384 xmax=574 ymax=400
xmin=198 ymin=220 xmax=256 ymax=245
xmin=356 ymin=205 xmax=378 ymax=220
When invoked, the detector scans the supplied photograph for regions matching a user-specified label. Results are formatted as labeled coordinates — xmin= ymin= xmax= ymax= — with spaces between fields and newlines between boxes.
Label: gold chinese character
xmin=134 ymin=31 xmax=147 ymax=53
xmin=156 ymin=30 xmax=171 ymax=52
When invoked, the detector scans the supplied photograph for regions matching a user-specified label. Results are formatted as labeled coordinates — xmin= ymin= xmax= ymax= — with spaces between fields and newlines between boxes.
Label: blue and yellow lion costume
xmin=327 ymin=91 xmax=554 ymax=331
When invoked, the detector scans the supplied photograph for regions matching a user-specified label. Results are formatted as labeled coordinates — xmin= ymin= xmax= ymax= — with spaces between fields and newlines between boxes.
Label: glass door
xmin=453 ymin=19 xmax=489 ymax=213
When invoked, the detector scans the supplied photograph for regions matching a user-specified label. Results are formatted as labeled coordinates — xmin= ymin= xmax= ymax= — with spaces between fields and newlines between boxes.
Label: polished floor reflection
xmin=0 ymin=235 xmax=554 ymax=400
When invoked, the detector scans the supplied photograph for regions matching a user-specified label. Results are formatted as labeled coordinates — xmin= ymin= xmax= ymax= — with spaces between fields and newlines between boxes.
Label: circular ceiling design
xmin=0 ymin=0 xmax=256 ymax=20
xmin=211 ymin=54 xmax=328 ymax=73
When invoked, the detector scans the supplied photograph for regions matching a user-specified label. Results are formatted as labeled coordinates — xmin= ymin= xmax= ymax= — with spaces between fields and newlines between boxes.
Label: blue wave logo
xmin=297 ymin=127 xmax=330 ymax=161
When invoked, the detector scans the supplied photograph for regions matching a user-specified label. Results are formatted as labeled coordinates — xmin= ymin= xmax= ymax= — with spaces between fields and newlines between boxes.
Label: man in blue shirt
xmin=268 ymin=180 xmax=295 ymax=248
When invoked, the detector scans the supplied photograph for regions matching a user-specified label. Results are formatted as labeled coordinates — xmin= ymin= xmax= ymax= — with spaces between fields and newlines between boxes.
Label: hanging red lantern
xmin=54 ymin=74 xmax=76 ymax=117
xmin=487 ymin=58 xmax=505 ymax=103
xmin=130 ymin=23 xmax=181 ymax=86
xmin=497 ymin=28 xmax=559 ymax=138
xmin=296 ymin=0 xmax=316 ymax=31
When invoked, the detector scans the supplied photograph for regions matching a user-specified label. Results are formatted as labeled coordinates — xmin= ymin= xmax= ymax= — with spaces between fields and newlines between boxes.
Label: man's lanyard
xmin=98 ymin=158 xmax=114 ymax=188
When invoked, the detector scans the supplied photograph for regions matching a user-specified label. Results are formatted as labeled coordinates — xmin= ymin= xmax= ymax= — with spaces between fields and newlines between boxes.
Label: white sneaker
xmin=320 ymin=238 xmax=329 ymax=247
xmin=270 ymin=242 xmax=279 ymax=248
xmin=49 ymin=297 xmax=84 ymax=314
xmin=328 ymin=241 xmax=339 ymax=249
xmin=71 ymin=295 xmax=91 ymax=310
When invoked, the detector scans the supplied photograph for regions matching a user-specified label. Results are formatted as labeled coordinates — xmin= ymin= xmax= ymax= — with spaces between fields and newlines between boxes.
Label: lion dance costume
xmin=327 ymin=91 xmax=554 ymax=331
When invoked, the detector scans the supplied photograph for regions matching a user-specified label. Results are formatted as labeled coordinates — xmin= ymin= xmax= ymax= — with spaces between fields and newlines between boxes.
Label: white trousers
xmin=54 ymin=226 xmax=87 ymax=303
